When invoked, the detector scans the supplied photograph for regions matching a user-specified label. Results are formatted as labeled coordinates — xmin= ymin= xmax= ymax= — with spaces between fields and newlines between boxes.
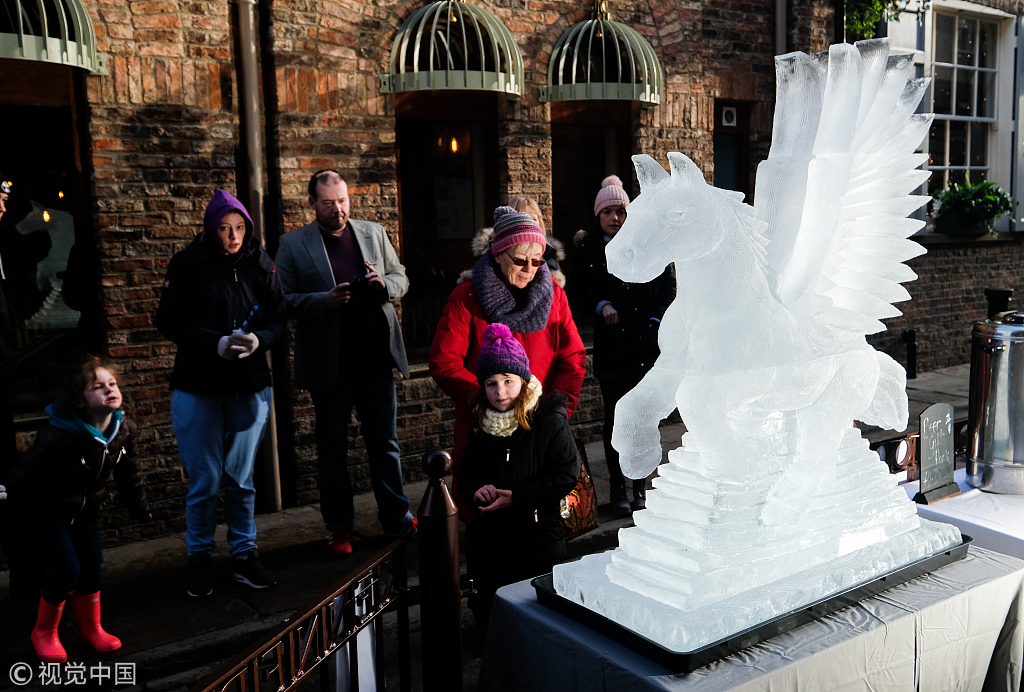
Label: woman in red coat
xmin=430 ymin=206 xmax=586 ymax=520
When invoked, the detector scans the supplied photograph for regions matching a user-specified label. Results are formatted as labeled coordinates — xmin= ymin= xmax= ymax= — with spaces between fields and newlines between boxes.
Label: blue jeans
xmin=171 ymin=387 xmax=271 ymax=556
xmin=311 ymin=368 xmax=412 ymax=533
xmin=41 ymin=519 xmax=103 ymax=604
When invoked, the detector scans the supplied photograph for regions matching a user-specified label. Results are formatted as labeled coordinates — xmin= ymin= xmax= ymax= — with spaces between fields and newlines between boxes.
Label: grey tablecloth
xmin=480 ymin=547 xmax=1024 ymax=692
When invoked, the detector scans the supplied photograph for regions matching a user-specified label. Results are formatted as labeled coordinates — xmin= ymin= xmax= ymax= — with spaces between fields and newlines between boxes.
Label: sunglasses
xmin=506 ymin=252 xmax=545 ymax=268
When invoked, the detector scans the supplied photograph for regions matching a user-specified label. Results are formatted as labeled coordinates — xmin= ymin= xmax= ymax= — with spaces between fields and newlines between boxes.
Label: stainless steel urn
xmin=968 ymin=311 xmax=1024 ymax=493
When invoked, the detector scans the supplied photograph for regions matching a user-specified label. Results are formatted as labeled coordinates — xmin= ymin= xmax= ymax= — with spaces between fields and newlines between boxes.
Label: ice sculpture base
xmin=545 ymin=522 xmax=968 ymax=672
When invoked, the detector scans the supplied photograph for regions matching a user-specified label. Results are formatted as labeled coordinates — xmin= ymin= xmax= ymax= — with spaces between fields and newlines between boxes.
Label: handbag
xmin=561 ymin=441 xmax=599 ymax=540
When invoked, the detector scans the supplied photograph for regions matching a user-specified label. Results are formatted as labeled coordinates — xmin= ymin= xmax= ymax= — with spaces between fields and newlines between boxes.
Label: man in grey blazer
xmin=275 ymin=170 xmax=415 ymax=556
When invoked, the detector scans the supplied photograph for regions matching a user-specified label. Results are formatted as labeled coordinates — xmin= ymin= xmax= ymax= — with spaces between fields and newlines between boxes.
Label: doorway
xmin=0 ymin=58 xmax=98 ymax=417
xmin=395 ymin=91 xmax=500 ymax=363
xmin=712 ymin=101 xmax=751 ymax=200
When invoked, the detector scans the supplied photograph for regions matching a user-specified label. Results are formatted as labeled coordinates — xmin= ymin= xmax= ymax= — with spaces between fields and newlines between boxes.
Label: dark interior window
xmin=0 ymin=59 xmax=99 ymax=417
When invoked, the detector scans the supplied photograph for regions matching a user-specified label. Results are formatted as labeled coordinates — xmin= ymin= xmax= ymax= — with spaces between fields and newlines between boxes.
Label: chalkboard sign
xmin=914 ymin=402 xmax=961 ymax=505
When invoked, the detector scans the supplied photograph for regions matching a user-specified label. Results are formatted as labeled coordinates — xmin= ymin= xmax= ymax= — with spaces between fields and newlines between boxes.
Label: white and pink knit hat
xmin=593 ymin=175 xmax=631 ymax=216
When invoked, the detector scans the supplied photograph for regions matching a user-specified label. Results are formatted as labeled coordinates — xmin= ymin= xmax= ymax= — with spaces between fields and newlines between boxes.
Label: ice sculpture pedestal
xmin=483 ymin=548 xmax=1024 ymax=689
xmin=544 ymin=531 xmax=969 ymax=672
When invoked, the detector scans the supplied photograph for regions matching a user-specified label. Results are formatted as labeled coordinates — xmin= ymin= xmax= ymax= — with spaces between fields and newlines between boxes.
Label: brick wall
xmin=869 ymin=234 xmax=1024 ymax=374
xmin=84 ymin=0 xmax=243 ymax=541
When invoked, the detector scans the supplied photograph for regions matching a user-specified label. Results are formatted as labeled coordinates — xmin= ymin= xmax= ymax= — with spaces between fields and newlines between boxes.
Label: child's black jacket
xmin=7 ymin=416 xmax=149 ymax=527
xmin=457 ymin=392 xmax=580 ymax=551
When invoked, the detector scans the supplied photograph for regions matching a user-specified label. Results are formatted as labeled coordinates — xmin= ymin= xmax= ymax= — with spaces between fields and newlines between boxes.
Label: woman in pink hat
xmin=571 ymin=175 xmax=676 ymax=516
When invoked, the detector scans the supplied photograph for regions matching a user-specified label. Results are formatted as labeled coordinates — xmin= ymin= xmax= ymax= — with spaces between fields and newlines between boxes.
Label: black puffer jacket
xmin=570 ymin=231 xmax=676 ymax=378
xmin=7 ymin=416 xmax=149 ymax=527
xmin=457 ymin=393 xmax=580 ymax=559
xmin=155 ymin=223 xmax=286 ymax=395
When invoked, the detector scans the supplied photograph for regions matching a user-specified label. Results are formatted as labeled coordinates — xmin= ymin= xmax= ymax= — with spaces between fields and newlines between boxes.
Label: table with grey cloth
xmin=903 ymin=468 xmax=1024 ymax=560
xmin=480 ymin=547 xmax=1024 ymax=692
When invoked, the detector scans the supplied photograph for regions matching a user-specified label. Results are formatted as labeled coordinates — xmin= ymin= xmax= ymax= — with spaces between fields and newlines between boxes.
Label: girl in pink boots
xmin=7 ymin=355 xmax=151 ymax=662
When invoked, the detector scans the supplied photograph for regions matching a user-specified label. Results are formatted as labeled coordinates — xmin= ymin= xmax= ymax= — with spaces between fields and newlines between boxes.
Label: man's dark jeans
xmin=311 ymin=367 xmax=413 ymax=533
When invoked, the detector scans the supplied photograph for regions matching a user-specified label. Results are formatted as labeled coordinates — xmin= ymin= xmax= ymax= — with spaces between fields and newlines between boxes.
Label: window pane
xmin=933 ymin=66 xmax=953 ymax=114
xmin=979 ymin=22 xmax=996 ymax=68
xmin=957 ymin=17 xmax=977 ymax=66
xmin=929 ymin=169 xmax=947 ymax=194
xmin=949 ymin=168 xmax=967 ymax=187
xmin=978 ymin=71 xmax=994 ymax=117
xmin=970 ymin=122 xmax=987 ymax=166
xmin=935 ymin=14 xmax=955 ymax=64
xmin=949 ymin=120 xmax=967 ymax=165
xmin=955 ymin=69 xmax=975 ymax=116
xmin=929 ymin=121 xmax=946 ymax=167
xmin=973 ymin=169 xmax=987 ymax=183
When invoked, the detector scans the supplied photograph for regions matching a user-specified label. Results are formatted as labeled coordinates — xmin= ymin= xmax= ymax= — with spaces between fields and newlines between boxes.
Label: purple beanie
xmin=491 ymin=206 xmax=546 ymax=256
xmin=477 ymin=323 xmax=532 ymax=385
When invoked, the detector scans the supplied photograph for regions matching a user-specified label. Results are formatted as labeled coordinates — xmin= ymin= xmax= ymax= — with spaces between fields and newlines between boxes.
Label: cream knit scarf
xmin=480 ymin=378 xmax=542 ymax=437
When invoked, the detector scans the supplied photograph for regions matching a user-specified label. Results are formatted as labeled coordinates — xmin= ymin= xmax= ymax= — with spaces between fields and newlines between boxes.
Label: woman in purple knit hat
xmin=156 ymin=189 xmax=287 ymax=599
xmin=455 ymin=322 xmax=580 ymax=639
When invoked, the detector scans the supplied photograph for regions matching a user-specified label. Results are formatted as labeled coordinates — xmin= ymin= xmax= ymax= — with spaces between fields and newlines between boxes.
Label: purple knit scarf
xmin=472 ymin=253 xmax=554 ymax=334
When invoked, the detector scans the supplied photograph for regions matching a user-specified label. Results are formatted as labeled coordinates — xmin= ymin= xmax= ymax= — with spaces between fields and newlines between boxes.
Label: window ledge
xmin=915 ymin=231 xmax=1024 ymax=247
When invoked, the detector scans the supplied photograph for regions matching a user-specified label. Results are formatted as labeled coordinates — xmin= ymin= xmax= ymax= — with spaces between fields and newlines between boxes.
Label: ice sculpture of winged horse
xmin=609 ymin=38 xmax=931 ymax=526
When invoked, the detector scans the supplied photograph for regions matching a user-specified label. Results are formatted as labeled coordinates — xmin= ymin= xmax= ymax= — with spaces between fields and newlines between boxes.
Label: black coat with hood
xmin=156 ymin=190 xmax=287 ymax=395
xmin=456 ymin=392 xmax=580 ymax=565
xmin=7 ymin=406 xmax=149 ymax=527
xmin=570 ymin=230 xmax=676 ymax=379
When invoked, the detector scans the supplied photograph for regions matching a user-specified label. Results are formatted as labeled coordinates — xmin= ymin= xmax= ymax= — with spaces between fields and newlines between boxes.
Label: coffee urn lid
xmin=974 ymin=311 xmax=1024 ymax=340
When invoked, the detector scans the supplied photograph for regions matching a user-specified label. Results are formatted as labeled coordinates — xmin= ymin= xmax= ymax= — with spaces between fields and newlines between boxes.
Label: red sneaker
xmin=327 ymin=529 xmax=353 ymax=556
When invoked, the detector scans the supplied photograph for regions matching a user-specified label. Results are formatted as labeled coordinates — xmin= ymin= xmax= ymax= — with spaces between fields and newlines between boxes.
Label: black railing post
xmin=417 ymin=450 xmax=462 ymax=691
xmin=984 ymin=288 xmax=1013 ymax=318
xmin=902 ymin=329 xmax=917 ymax=380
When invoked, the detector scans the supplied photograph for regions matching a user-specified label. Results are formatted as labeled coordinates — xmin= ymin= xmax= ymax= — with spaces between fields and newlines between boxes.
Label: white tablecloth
xmin=481 ymin=548 xmax=1024 ymax=692
xmin=903 ymin=468 xmax=1024 ymax=559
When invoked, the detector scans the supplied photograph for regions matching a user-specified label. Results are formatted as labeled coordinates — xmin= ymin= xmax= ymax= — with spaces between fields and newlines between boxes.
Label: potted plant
xmin=933 ymin=179 xmax=1016 ymax=235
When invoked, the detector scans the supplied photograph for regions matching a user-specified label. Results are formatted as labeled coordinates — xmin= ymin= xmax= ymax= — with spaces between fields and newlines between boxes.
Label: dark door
xmin=395 ymin=91 xmax=500 ymax=363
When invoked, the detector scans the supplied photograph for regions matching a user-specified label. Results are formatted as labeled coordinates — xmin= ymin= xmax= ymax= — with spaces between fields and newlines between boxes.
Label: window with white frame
xmin=928 ymin=13 xmax=997 ymax=193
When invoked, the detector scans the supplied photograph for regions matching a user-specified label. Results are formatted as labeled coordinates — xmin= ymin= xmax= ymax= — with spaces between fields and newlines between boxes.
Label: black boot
xmin=631 ymin=479 xmax=647 ymax=512
xmin=610 ymin=476 xmax=631 ymax=517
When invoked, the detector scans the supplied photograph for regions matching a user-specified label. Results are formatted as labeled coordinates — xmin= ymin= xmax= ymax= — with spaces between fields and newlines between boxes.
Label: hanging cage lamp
xmin=0 ymin=0 xmax=106 ymax=73
xmin=540 ymin=0 xmax=663 ymax=108
xmin=380 ymin=0 xmax=523 ymax=99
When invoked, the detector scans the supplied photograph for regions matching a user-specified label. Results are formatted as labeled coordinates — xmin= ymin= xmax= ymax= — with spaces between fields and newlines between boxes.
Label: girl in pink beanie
xmin=570 ymin=174 xmax=677 ymax=516
xmin=456 ymin=322 xmax=580 ymax=640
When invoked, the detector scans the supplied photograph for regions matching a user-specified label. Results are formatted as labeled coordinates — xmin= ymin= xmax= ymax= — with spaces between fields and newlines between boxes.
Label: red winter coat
xmin=429 ymin=279 xmax=586 ymax=520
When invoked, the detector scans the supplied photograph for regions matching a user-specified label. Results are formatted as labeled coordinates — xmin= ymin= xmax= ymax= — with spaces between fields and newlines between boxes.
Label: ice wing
xmin=754 ymin=39 xmax=931 ymax=336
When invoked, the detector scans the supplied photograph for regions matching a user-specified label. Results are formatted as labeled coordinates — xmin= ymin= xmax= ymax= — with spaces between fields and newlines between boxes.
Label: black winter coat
xmin=457 ymin=393 xmax=580 ymax=564
xmin=156 ymin=233 xmax=287 ymax=395
xmin=7 ymin=417 xmax=150 ymax=527
xmin=570 ymin=231 xmax=676 ymax=379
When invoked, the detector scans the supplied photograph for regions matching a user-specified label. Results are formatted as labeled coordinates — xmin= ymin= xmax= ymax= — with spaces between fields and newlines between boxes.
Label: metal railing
xmin=191 ymin=542 xmax=410 ymax=692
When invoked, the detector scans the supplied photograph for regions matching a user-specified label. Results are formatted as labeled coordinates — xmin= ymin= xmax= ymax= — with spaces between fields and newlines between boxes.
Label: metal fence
xmin=191 ymin=541 xmax=411 ymax=692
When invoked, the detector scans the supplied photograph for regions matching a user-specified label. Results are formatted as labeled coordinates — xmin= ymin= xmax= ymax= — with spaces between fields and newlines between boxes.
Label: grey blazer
xmin=275 ymin=219 xmax=411 ymax=388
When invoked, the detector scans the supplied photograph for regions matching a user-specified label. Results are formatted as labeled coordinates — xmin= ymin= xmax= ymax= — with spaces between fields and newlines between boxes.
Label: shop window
xmin=928 ymin=13 xmax=997 ymax=191
xmin=0 ymin=59 xmax=99 ymax=419
xmin=395 ymin=91 xmax=499 ymax=364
